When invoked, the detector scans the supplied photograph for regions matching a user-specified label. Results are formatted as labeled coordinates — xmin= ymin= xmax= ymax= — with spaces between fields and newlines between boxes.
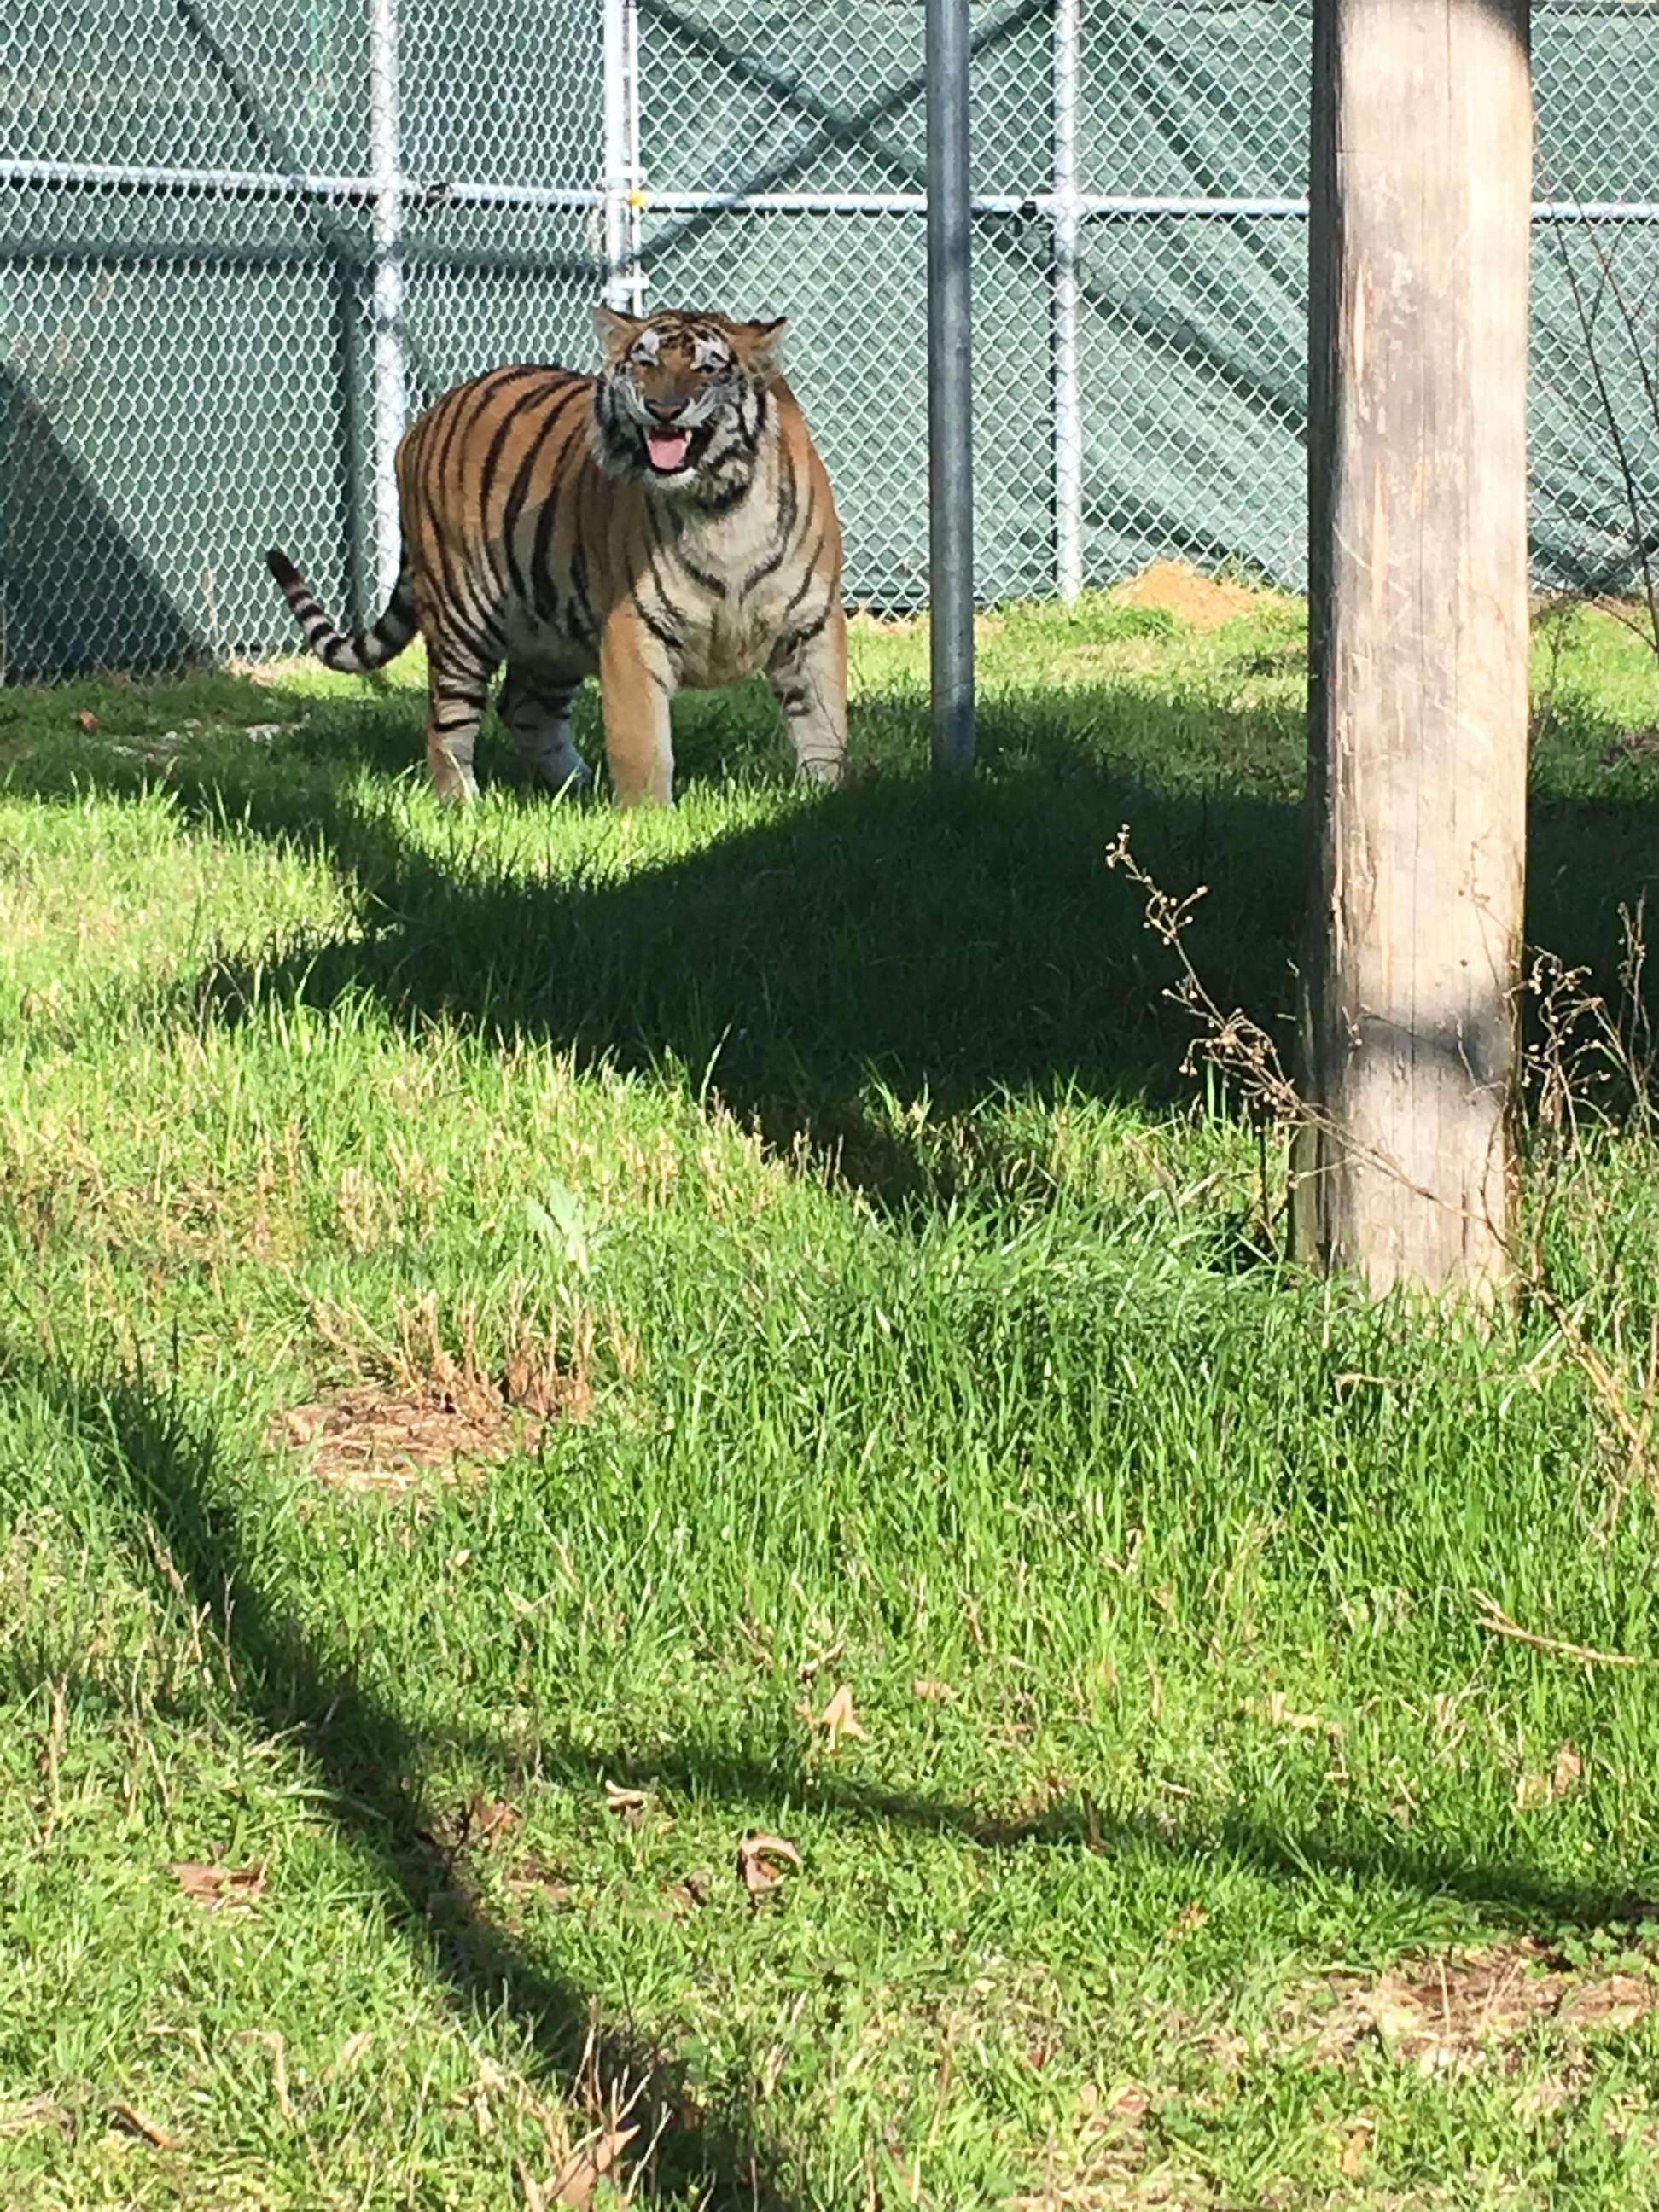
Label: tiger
xmin=265 ymin=306 xmax=847 ymax=807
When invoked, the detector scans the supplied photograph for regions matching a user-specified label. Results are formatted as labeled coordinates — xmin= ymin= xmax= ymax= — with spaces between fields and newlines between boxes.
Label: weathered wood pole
xmin=1293 ymin=0 xmax=1534 ymax=1295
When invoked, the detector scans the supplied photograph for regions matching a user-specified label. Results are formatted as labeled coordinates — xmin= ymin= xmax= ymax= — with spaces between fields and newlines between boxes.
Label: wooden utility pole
xmin=1293 ymin=0 xmax=1534 ymax=1295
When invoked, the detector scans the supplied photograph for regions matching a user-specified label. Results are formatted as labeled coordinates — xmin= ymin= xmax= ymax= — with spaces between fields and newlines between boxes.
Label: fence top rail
xmin=8 ymin=161 xmax=1659 ymax=225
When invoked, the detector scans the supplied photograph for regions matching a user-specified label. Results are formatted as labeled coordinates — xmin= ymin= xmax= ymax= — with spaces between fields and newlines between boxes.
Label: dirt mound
xmin=1113 ymin=558 xmax=1265 ymax=632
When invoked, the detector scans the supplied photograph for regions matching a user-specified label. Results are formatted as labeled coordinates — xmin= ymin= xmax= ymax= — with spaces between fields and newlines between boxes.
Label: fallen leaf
xmin=602 ymin=1778 xmax=649 ymax=1825
xmin=464 ymin=1791 xmax=520 ymax=1849
xmin=504 ymin=1858 xmax=573 ymax=1907
xmin=801 ymin=1682 xmax=867 ymax=1752
xmin=1516 ymin=1742 xmax=1584 ymax=1810
xmin=169 ymin=1859 xmax=265 ymax=1911
xmin=76 ymin=709 xmax=100 ymax=734
xmin=111 ymin=2100 xmax=178 ymax=2149
xmin=1243 ymin=1691 xmax=1336 ymax=1734
xmin=1167 ymin=1900 xmax=1208 ymax=1939
xmin=668 ymin=1866 xmax=716 ymax=1912
xmin=737 ymin=1829 xmax=802 ymax=1898
xmin=1557 ymin=1973 xmax=1656 ymax=2029
xmin=548 ymin=2121 xmax=640 ymax=2209
xmin=328 ymin=2030 xmax=374 ymax=2077
xmin=912 ymin=1678 xmax=955 ymax=1703
xmin=1338 ymin=2120 xmax=1371 ymax=2175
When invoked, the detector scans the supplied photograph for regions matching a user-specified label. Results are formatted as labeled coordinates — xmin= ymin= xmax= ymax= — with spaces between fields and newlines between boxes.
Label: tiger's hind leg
xmin=766 ymin=598 xmax=847 ymax=788
xmin=498 ymin=662 xmax=591 ymax=797
xmin=423 ymin=643 xmax=495 ymax=803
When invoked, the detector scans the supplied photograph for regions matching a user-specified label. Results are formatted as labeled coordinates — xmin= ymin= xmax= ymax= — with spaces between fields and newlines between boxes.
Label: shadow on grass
xmin=3 ymin=672 xmax=1305 ymax=1210
xmin=5 ymin=665 xmax=1659 ymax=1212
xmin=18 ymin=1342 xmax=804 ymax=2210
xmin=15 ymin=1335 xmax=1652 ymax=2212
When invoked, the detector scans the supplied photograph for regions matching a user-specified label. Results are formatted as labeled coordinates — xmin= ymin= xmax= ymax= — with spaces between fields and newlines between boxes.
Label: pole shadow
xmin=13 ymin=1337 xmax=806 ymax=2209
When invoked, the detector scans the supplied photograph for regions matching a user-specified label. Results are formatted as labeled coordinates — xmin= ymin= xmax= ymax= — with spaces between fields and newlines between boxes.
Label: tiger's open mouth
xmin=643 ymin=422 xmax=712 ymax=475
xmin=645 ymin=429 xmax=689 ymax=473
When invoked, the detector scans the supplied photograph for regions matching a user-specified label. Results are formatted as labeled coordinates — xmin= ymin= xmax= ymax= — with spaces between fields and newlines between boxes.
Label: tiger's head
xmin=591 ymin=306 xmax=786 ymax=502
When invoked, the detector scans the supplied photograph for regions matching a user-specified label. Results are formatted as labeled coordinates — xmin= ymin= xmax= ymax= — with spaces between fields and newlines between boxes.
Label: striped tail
xmin=265 ymin=547 xmax=417 ymax=674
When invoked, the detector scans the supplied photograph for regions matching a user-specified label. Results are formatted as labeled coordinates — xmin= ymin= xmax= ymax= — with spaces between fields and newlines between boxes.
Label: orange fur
xmin=268 ymin=306 xmax=847 ymax=806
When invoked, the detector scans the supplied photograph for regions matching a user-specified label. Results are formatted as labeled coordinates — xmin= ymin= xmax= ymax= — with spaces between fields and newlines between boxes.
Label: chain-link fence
xmin=4 ymin=1 xmax=1659 ymax=676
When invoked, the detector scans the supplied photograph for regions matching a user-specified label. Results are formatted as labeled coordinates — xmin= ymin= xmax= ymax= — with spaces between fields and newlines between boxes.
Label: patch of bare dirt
xmin=1111 ymin=558 xmax=1266 ymax=632
xmin=1306 ymin=1936 xmax=1658 ymax=2073
xmin=270 ymin=1291 xmax=590 ymax=1489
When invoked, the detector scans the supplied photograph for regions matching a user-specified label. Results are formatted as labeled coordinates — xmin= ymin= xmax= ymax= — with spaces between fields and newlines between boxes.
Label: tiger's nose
xmin=645 ymin=395 xmax=689 ymax=422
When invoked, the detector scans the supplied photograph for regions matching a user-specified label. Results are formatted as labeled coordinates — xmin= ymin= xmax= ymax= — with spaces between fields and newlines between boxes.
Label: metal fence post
xmin=603 ymin=0 xmax=646 ymax=313
xmin=1051 ymin=0 xmax=1084 ymax=602
xmin=926 ymin=0 xmax=975 ymax=771
xmin=368 ymin=0 xmax=405 ymax=609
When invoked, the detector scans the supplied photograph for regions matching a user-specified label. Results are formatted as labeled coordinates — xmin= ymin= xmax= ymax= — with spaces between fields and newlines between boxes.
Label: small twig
xmin=111 ymin=2099 xmax=179 ymax=2150
xmin=1472 ymin=1591 xmax=1645 ymax=1668
xmin=1536 ymin=1288 xmax=1659 ymax=1511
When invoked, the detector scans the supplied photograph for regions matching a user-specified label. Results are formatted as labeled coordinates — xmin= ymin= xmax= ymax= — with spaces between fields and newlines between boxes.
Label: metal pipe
xmin=368 ymin=0 xmax=405 ymax=608
xmin=926 ymin=0 xmax=975 ymax=774
xmin=602 ymin=0 xmax=634 ymax=308
xmin=1051 ymin=0 xmax=1084 ymax=601
xmin=0 ymin=157 xmax=608 ymax=207
xmin=12 ymin=163 xmax=1659 ymax=225
xmin=624 ymin=0 xmax=645 ymax=312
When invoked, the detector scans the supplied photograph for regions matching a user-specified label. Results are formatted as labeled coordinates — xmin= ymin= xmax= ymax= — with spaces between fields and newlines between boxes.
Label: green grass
xmin=4 ymin=585 xmax=1659 ymax=2209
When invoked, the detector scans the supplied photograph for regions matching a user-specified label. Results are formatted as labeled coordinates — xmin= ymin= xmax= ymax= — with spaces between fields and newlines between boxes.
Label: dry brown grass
xmin=269 ymin=1289 xmax=592 ymax=1490
xmin=1303 ymin=1937 xmax=1657 ymax=2073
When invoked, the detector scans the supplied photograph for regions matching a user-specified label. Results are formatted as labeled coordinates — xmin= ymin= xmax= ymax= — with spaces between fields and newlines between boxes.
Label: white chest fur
xmin=655 ymin=457 xmax=802 ymax=690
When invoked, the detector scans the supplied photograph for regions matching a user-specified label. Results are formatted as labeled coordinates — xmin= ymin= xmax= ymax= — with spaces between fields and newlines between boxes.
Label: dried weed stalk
xmin=271 ymin=1285 xmax=593 ymax=1488
xmin=1106 ymin=825 xmax=1659 ymax=1523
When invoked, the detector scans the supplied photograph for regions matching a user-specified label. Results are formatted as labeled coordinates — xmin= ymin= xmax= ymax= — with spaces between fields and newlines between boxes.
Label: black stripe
xmin=424 ymin=614 xmax=496 ymax=682
xmin=477 ymin=377 xmax=565 ymax=593
xmin=680 ymin=556 xmax=728 ymax=600
xmin=433 ymin=675 xmax=488 ymax=705
xmin=568 ymin=549 xmax=597 ymax=646
xmin=631 ymin=590 xmax=684 ymax=658
xmin=422 ymin=500 xmax=502 ymax=667
xmin=735 ymin=381 xmax=767 ymax=456
xmin=502 ymin=382 xmax=587 ymax=607
xmin=777 ymin=608 xmax=831 ymax=660
xmin=743 ymin=451 xmax=800 ymax=597
xmin=781 ymin=542 xmax=826 ymax=620
xmin=643 ymin=499 xmax=690 ymax=615
xmin=433 ymin=560 xmax=504 ymax=668
xmin=428 ymin=366 xmax=514 ymax=503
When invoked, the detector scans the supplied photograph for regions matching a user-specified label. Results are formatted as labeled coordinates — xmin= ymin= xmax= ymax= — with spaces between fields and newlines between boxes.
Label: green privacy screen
xmin=3 ymin=0 xmax=1657 ymax=676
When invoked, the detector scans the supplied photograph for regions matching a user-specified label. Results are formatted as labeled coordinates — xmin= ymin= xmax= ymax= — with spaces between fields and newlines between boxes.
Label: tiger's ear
xmin=741 ymin=316 xmax=789 ymax=380
xmin=593 ymin=303 xmax=644 ymax=357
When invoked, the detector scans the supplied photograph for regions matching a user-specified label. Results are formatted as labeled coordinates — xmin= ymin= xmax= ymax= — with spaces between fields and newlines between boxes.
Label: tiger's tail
xmin=265 ymin=546 xmax=417 ymax=674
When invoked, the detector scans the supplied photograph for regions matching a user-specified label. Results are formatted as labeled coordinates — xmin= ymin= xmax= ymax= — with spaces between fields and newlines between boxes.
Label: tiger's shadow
xmin=172 ymin=696 xmax=1307 ymax=1211
xmin=15 ymin=674 xmax=1658 ymax=1214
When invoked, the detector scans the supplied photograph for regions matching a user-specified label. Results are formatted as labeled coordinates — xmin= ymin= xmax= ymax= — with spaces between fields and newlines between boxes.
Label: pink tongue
xmin=646 ymin=429 xmax=690 ymax=472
